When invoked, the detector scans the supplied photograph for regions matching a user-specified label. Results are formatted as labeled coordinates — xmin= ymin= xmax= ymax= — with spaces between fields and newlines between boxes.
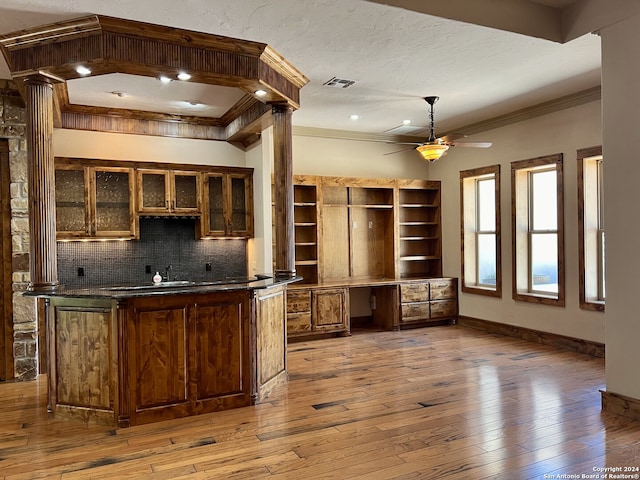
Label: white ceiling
xmin=0 ymin=0 xmax=635 ymax=139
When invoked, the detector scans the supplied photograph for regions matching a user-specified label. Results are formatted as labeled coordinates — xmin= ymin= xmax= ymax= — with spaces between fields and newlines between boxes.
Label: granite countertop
xmin=25 ymin=275 xmax=302 ymax=299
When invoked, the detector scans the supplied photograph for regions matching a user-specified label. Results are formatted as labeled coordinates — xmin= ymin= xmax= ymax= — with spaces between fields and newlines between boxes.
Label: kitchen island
xmin=32 ymin=277 xmax=298 ymax=427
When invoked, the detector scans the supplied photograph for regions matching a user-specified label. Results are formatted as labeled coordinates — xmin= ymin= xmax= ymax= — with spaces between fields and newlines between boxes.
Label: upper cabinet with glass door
xmin=55 ymin=163 xmax=137 ymax=239
xmin=137 ymin=169 xmax=200 ymax=215
xmin=201 ymin=172 xmax=254 ymax=238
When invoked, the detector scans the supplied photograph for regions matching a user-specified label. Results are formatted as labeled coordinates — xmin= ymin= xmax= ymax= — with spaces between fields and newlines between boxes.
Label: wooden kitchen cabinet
xmin=125 ymin=291 xmax=251 ymax=426
xmin=55 ymin=163 xmax=137 ymax=239
xmin=285 ymin=287 xmax=349 ymax=338
xmin=137 ymin=169 xmax=200 ymax=215
xmin=399 ymin=278 xmax=458 ymax=327
xmin=201 ymin=172 xmax=254 ymax=237
xmin=312 ymin=287 xmax=349 ymax=334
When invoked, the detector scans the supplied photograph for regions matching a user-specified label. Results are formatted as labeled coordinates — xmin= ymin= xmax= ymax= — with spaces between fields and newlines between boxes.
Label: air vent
xmin=323 ymin=77 xmax=356 ymax=88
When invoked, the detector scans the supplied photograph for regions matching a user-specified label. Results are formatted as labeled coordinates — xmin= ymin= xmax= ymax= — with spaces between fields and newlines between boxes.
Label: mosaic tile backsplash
xmin=57 ymin=218 xmax=247 ymax=288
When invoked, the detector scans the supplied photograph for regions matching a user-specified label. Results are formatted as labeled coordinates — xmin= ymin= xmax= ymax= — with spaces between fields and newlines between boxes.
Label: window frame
xmin=577 ymin=146 xmax=605 ymax=312
xmin=460 ymin=165 xmax=501 ymax=297
xmin=511 ymin=154 xmax=565 ymax=306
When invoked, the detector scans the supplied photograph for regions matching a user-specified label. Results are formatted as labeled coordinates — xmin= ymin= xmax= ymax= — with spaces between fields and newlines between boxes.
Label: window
xmin=511 ymin=154 xmax=564 ymax=306
xmin=460 ymin=165 xmax=501 ymax=297
xmin=578 ymin=146 xmax=605 ymax=311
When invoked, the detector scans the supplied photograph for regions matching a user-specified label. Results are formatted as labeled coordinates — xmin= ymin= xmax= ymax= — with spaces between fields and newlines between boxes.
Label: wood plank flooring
xmin=1 ymin=325 xmax=639 ymax=479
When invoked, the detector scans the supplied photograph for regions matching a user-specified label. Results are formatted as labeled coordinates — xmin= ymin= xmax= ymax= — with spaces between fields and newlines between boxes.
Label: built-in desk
xmin=286 ymin=277 xmax=458 ymax=340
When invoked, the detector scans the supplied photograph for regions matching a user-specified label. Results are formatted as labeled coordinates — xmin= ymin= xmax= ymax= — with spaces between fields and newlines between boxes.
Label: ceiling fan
xmin=388 ymin=96 xmax=492 ymax=162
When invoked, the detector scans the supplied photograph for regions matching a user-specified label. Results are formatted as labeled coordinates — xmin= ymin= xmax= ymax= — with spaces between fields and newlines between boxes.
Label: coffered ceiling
xmin=0 ymin=0 xmax=638 ymax=142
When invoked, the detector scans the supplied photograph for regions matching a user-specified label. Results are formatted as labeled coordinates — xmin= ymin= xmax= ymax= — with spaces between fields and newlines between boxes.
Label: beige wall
xmin=601 ymin=14 xmax=640 ymax=400
xmin=428 ymin=100 xmax=604 ymax=343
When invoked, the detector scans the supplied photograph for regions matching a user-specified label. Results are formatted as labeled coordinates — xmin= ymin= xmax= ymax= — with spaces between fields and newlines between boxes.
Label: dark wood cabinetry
xmin=201 ymin=172 xmax=254 ymax=238
xmin=55 ymin=158 xmax=253 ymax=240
xmin=125 ymin=292 xmax=250 ymax=426
xmin=137 ymin=169 xmax=200 ymax=214
xmin=55 ymin=164 xmax=137 ymax=239
xmin=399 ymin=278 xmax=458 ymax=327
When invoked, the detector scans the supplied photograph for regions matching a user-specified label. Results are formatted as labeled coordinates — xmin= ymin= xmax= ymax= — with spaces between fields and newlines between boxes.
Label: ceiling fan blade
xmin=439 ymin=133 xmax=466 ymax=143
xmin=385 ymin=141 xmax=423 ymax=146
xmin=450 ymin=141 xmax=492 ymax=148
xmin=384 ymin=146 xmax=417 ymax=155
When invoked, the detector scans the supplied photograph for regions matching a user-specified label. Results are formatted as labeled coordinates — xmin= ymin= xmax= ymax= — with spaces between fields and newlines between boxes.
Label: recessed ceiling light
xmin=177 ymin=72 xmax=191 ymax=81
xmin=255 ymin=89 xmax=267 ymax=97
xmin=350 ymin=114 xmax=360 ymax=120
xmin=185 ymin=100 xmax=203 ymax=106
xmin=402 ymin=119 xmax=412 ymax=125
xmin=76 ymin=65 xmax=91 ymax=76
xmin=159 ymin=75 xmax=172 ymax=84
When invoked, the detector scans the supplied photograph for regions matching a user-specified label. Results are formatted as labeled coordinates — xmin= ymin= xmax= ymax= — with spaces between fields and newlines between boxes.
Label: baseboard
xmin=601 ymin=390 xmax=640 ymax=422
xmin=457 ymin=316 xmax=605 ymax=358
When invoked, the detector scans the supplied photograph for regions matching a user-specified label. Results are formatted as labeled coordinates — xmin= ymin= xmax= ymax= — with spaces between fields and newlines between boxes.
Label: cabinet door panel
xmin=139 ymin=171 xmax=168 ymax=211
xmin=173 ymin=172 xmax=199 ymax=211
xmin=430 ymin=299 xmax=458 ymax=319
xmin=94 ymin=168 xmax=134 ymax=236
xmin=133 ymin=306 xmax=188 ymax=410
xmin=312 ymin=288 xmax=348 ymax=329
xmin=400 ymin=283 xmax=429 ymax=303
xmin=55 ymin=168 xmax=88 ymax=235
xmin=55 ymin=307 xmax=112 ymax=409
xmin=430 ymin=280 xmax=456 ymax=300
xmin=287 ymin=313 xmax=312 ymax=334
xmin=193 ymin=302 xmax=245 ymax=400
xmin=400 ymin=302 xmax=430 ymax=322
xmin=287 ymin=290 xmax=311 ymax=313
xmin=320 ymin=206 xmax=350 ymax=280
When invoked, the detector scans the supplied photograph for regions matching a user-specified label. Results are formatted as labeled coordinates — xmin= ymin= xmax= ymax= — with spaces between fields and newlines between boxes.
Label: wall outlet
xmin=205 ymin=263 xmax=212 ymax=271
xmin=77 ymin=267 xmax=85 ymax=277
xmin=145 ymin=265 xmax=152 ymax=274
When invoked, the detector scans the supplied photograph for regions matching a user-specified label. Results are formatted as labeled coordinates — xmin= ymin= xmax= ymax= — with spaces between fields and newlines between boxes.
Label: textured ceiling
xmin=0 ymin=0 xmax=631 ymax=138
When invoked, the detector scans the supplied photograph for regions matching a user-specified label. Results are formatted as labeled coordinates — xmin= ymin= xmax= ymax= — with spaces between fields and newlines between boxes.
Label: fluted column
xmin=272 ymin=103 xmax=296 ymax=278
xmin=24 ymin=75 xmax=58 ymax=291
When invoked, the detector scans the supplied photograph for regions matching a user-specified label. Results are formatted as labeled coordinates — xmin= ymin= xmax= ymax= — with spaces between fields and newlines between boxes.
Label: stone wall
xmin=1 ymin=79 xmax=36 ymax=381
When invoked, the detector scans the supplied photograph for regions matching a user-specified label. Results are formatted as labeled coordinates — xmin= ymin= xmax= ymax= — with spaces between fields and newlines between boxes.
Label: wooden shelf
xmin=348 ymin=204 xmax=393 ymax=209
xmin=400 ymin=255 xmax=439 ymax=261
xmin=399 ymin=221 xmax=438 ymax=226
xmin=400 ymin=236 xmax=439 ymax=241
xmin=295 ymin=260 xmax=318 ymax=266
xmin=399 ymin=204 xmax=438 ymax=208
xmin=294 ymin=202 xmax=317 ymax=207
xmin=295 ymin=242 xmax=317 ymax=246
xmin=295 ymin=222 xmax=316 ymax=227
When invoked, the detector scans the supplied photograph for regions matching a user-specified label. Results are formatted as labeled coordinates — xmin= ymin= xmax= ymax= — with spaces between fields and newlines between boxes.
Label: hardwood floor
xmin=1 ymin=325 xmax=639 ymax=479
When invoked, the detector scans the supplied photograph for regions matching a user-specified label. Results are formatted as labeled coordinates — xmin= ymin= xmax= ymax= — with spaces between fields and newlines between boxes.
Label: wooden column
xmin=24 ymin=75 xmax=58 ymax=291
xmin=272 ymin=104 xmax=296 ymax=278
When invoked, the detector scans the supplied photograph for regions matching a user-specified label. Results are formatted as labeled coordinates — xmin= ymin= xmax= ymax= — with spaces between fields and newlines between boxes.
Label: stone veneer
xmin=1 ymin=79 xmax=36 ymax=381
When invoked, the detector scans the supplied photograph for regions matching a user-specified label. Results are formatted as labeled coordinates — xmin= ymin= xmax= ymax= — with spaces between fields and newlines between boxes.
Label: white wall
xmin=53 ymin=129 xmax=246 ymax=166
xmin=601 ymin=14 xmax=640 ymax=400
xmin=428 ymin=100 xmax=604 ymax=343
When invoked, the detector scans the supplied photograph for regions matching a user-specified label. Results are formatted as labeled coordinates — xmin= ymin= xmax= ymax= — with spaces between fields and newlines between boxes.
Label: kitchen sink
xmin=102 ymin=277 xmax=261 ymax=291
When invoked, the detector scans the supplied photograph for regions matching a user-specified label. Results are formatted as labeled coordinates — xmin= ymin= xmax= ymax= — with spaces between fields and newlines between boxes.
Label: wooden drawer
xmin=287 ymin=313 xmax=312 ymax=334
xmin=400 ymin=283 xmax=429 ymax=303
xmin=430 ymin=280 xmax=456 ymax=300
xmin=400 ymin=302 xmax=430 ymax=322
xmin=287 ymin=290 xmax=311 ymax=313
xmin=430 ymin=299 xmax=458 ymax=319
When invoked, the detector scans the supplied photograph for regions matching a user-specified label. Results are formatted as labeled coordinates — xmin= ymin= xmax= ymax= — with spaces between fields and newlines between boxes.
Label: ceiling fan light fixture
xmin=416 ymin=143 xmax=449 ymax=162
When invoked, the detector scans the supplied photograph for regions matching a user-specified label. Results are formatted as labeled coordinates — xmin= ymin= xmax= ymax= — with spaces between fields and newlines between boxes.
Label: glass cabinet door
xmin=230 ymin=174 xmax=250 ymax=234
xmin=206 ymin=174 xmax=226 ymax=234
xmin=94 ymin=168 xmax=134 ymax=236
xmin=55 ymin=168 xmax=88 ymax=236
xmin=173 ymin=172 xmax=199 ymax=211
xmin=139 ymin=171 xmax=168 ymax=212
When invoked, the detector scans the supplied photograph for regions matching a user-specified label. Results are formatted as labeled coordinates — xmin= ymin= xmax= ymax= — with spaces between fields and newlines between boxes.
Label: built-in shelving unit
xmin=293 ymin=181 xmax=319 ymax=284
xmin=397 ymin=180 xmax=442 ymax=278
